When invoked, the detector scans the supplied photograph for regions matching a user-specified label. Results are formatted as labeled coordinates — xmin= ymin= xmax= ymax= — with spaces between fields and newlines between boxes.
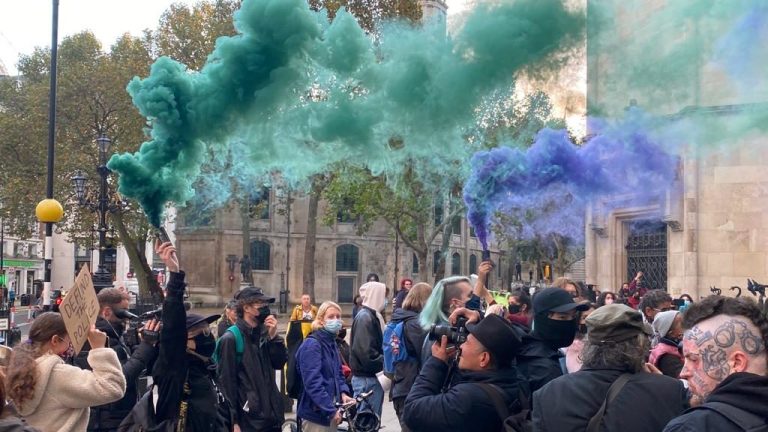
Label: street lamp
xmin=71 ymin=134 xmax=125 ymax=292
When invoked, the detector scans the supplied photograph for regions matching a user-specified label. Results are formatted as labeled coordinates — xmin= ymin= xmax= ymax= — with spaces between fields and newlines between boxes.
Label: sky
xmin=0 ymin=0 xmax=470 ymax=76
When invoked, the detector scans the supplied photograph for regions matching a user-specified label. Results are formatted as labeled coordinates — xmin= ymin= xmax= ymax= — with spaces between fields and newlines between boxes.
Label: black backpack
xmin=475 ymin=384 xmax=532 ymax=432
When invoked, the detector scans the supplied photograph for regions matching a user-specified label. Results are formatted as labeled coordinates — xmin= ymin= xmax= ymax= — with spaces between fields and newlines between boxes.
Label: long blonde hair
xmin=311 ymin=301 xmax=342 ymax=331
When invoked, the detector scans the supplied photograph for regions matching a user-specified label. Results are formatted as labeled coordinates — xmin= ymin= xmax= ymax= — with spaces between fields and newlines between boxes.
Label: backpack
xmin=476 ymin=383 xmax=531 ymax=432
xmin=288 ymin=333 xmax=319 ymax=399
xmin=212 ymin=325 xmax=244 ymax=364
xmin=693 ymin=402 xmax=768 ymax=432
xmin=383 ymin=317 xmax=413 ymax=375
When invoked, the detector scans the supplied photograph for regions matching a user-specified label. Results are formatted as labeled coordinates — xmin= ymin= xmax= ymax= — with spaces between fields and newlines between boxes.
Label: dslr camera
xmin=428 ymin=317 xmax=469 ymax=346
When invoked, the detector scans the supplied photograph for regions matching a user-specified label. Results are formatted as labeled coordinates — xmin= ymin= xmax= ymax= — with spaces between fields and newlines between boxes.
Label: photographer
xmin=74 ymin=288 xmax=159 ymax=431
xmin=216 ymin=286 xmax=287 ymax=432
xmin=402 ymin=314 xmax=524 ymax=432
xmin=152 ymin=242 xmax=225 ymax=431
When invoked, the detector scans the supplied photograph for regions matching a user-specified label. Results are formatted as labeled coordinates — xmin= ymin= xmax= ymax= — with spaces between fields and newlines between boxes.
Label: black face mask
xmin=533 ymin=315 xmax=578 ymax=349
xmin=193 ymin=334 xmax=216 ymax=358
xmin=508 ymin=304 xmax=522 ymax=314
xmin=256 ymin=305 xmax=272 ymax=323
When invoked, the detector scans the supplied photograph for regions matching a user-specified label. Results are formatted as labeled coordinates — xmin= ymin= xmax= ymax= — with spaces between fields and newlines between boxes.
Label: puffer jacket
xmin=19 ymin=349 xmax=126 ymax=432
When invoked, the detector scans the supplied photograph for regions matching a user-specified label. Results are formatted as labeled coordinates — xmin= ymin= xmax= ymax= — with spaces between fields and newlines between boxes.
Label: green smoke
xmin=108 ymin=0 xmax=584 ymax=225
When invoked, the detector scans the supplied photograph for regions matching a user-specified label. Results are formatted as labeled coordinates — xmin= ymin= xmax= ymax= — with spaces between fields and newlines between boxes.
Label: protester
xmin=296 ymin=301 xmax=354 ymax=432
xmin=392 ymin=278 xmax=413 ymax=311
xmin=352 ymin=295 xmax=363 ymax=319
xmin=597 ymin=291 xmax=617 ymax=307
xmin=553 ymin=277 xmax=585 ymax=302
xmin=507 ymin=289 xmax=532 ymax=329
xmin=388 ymin=282 xmax=431 ymax=432
xmin=216 ymin=299 xmax=238 ymax=338
xmin=217 ymin=286 xmax=287 ymax=432
xmin=336 ymin=327 xmax=352 ymax=385
xmin=402 ymin=314 xmax=524 ymax=432
xmin=649 ymin=310 xmax=684 ymax=378
xmin=6 ymin=313 xmax=126 ymax=432
xmin=678 ymin=294 xmax=693 ymax=304
xmin=0 ymin=372 xmax=40 ymax=432
xmin=639 ymin=289 xmax=673 ymax=324
xmin=677 ymin=294 xmax=694 ymax=313
xmin=350 ymin=280 xmax=387 ymax=419
xmin=418 ymin=276 xmax=473 ymax=362
xmin=564 ymin=303 xmax=596 ymax=373
xmin=290 ymin=294 xmax=319 ymax=322
xmin=517 ymin=287 xmax=588 ymax=393
xmin=533 ymin=304 xmax=688 ymax=432
xmin=73 ymin=288 xmax=159 ymax=431
xmin=624 ymin=272 xmax=648 ymax=309
xmin=366 ymin=273 xmax=380 ymax=283
xmin=7 ymin=287 xmax=15 ymax=308
xmin=663 ymin=296 xmax=768 ymax=431
xmin=148 ymin=241 xmax=225 ymax=431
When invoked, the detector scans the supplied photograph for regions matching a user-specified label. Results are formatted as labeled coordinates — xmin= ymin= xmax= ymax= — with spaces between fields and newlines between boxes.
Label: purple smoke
xmin=464 ymin=115 xmax=679 ymax=247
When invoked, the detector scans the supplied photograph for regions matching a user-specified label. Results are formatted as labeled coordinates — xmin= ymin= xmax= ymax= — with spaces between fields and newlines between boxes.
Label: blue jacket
xmin=296 ymin=330 xmax=351 ymax=426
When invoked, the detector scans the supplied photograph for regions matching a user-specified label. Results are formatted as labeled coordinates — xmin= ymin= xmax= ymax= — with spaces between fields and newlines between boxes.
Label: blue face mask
xmin=324 ymin=319 xmax=343 ymax=334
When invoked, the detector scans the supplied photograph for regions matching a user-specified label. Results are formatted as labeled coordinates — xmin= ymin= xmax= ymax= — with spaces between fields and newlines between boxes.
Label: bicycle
xmin=281 ymin=390 xmax=380 ymax=432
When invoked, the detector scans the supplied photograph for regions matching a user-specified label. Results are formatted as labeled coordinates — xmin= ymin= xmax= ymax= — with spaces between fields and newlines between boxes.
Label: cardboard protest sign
xmin=60 ymin=264 xmax=100 ymax=354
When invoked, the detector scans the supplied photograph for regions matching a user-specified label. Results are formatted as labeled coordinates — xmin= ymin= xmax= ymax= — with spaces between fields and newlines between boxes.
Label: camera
xmin=122 ymin=308 xmax=162 ymax=347
xmin=428 ymin=317 xmax=469 ymax=346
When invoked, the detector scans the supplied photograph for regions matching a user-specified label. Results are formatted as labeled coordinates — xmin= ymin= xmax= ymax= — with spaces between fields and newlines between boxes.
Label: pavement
xmin=14 ymin=305 xmax=403 ymax=431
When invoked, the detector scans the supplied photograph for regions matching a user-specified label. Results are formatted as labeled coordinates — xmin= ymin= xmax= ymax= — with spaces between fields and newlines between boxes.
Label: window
xmin=251 ymin=188 xmax=270 ymax=220
xmin=434 ymin=205 xmax=444 ymax=226
xmin=469 ymin=254 xmax=478 ymax=275
xmin=451 ymin=252 xmax=461 ymax=275
xmin=251 ymin=240 xmax=271 ymax=270
xmin=433 ymin=250 xmax=442 ymax=274
xmin=451 ymin=215 xmax=462 ymax=236
xmin=336 ymin=244 xmax=359 ymax=272
xmin=470 ymin=226 xmax=476 ymax=238
xmin=28 ymin=244 xmax=37 ymax=258
xmin=13 ymin=243 xmax=23 ymax=257
xmin=412 ymin=253 xmax=419 ymax=274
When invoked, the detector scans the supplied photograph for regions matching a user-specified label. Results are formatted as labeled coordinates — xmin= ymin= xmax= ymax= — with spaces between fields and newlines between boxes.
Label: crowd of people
xmin=0 ymin=243 xmax=764 ymax=432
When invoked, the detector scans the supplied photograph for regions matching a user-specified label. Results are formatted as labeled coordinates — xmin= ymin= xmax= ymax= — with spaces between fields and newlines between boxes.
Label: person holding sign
xmin=5 ymin=312 xmax=126 ymax=432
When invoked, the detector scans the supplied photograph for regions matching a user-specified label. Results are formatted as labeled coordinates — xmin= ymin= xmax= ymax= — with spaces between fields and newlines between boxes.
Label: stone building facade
xmin=175 ymin=189 xmax=502 ymax=305
xmin=584 ymin=1 xmax=768 ymax=299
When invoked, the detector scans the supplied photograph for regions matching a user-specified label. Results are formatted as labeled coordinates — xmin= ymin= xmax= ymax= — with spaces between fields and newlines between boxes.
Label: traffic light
xmin=0 ymin=274 xmax=5 ymax=287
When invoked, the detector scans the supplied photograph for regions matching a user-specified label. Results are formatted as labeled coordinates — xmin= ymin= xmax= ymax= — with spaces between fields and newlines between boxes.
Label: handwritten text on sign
xmin=60 ymin=264 xmax=100 ymax=354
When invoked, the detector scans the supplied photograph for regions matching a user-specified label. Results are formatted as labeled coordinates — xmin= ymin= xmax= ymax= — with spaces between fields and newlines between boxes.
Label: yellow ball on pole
xmin=36 ymin=199 xmax=64 ymax=223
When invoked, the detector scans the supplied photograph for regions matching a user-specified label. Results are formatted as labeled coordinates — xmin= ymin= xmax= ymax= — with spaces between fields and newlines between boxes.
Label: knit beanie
xmin=652 ymin=310 xmax=679 ymax=339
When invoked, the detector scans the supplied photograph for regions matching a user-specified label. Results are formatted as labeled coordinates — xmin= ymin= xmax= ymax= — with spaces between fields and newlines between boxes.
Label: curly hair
xmin=581 ymin=333 xmax=650 ymax=373
xmin=597 ymin=291 xmax=617 ymax=307
xmin=6 ymin=312 xmax=68 ymax=411
xmin=682 ymin=295 xmax=768 ymax=367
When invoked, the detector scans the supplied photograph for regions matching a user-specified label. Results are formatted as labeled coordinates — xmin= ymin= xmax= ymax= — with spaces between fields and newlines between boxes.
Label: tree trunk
xmin=303 ymin=178 xmax=323 ymax=303
xmin=433 ymin=221 xmax=454 ymax=282
xmin=417 ymin=249 xmax=429 ymax=283
xmin=113 ymin=212 xmax=161 ymax=301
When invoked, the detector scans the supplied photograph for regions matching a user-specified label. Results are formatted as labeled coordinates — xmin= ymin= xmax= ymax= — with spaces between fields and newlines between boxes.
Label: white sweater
xmin=18 ymin=348 xmax=126 ymax=432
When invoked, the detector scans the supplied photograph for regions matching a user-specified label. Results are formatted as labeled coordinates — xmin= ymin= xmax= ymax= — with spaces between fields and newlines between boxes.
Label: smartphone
xmin=155 ymin=227 xmax=172 ymax=245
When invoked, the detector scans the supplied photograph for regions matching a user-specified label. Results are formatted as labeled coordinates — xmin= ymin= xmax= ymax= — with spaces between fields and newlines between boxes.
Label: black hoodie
xmin=664 ymin=372 xmax=768 ymax=431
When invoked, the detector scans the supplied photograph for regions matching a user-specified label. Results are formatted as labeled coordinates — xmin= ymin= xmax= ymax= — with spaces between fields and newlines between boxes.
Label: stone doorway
xmin=626 ymin=220 xmax=668 ymax=291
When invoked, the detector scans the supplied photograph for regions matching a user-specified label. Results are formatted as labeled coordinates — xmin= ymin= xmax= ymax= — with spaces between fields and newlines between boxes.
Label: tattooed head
xmin=679 ymin=296 xmax=768 ymax=406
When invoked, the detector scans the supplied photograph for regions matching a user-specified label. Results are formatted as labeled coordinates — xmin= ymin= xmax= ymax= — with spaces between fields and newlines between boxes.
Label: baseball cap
xmin=186 ymin=313 xmax=221 ymax=330
xmin=533 ymin=287 xmax=590 ymax=314
xmin=466 ymin=314 xmax=522 ymax=367
xmin=235 ymin=286 xmax=275 ymax=303
xmin=586 ymin=303 xmax=653 ymax=344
